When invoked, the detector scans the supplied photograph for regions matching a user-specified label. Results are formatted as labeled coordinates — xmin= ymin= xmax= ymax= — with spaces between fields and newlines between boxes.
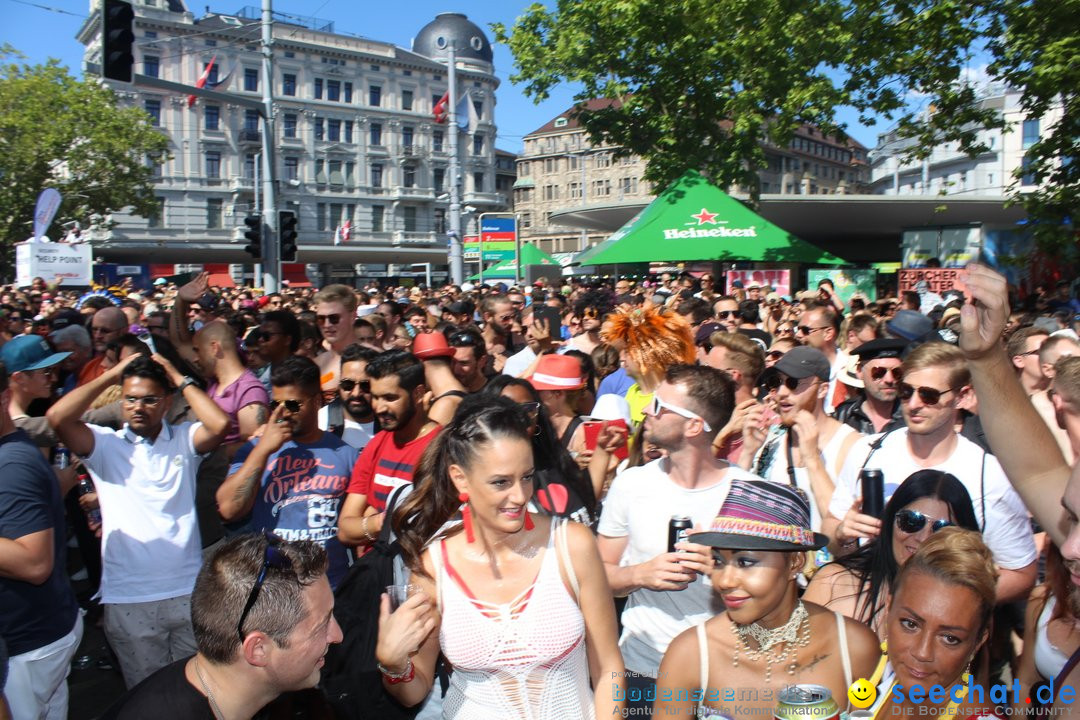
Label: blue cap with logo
xmin=0 ymin=335 xmax=71 ymax=374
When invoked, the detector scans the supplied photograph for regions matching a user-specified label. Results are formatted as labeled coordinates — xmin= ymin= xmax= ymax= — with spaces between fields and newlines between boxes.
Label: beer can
xmin=668 ymin=515 xmax=693 ymax=553
xmin=53 ymin=446 xmax=70 ymax=470
xmin=775 ymin=684 xmax=840 ymax=720
xmin=859 ymin=468 xmax=885 ymax=518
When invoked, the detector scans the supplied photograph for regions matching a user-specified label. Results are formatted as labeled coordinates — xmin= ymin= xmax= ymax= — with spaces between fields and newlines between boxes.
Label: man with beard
xmin=318 ymin=344 xmax=377 ymax=451
xmin=596 ymin=365 xmax=758 ymax=715
xmin=833 ymin=339 xmax=907 ymax=434
xmin=79 ymin=306 xmax=128 ymax=385
xmin=479 ymin=294 xmax=518 ymax=357
xmin=502 ymin=305 xmax=558 ymax=378
xmin=742 ymin=346 xmax=863 ymax=532
xmin=447 ymin=327 xmax=490 ymax=393
xmin=825 ymin=341 xmax=1037 ymax=602
xmin=216 ymin=357 xmax=358 ymax=590
xmin=47 ymin=354 xmax=229 ymax=687
xmin=338 ymin=351 xmax=441 ymax=549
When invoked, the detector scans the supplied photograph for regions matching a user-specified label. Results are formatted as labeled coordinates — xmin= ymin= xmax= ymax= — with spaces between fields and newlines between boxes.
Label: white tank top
xmin=432 ymin=519 xmax=594 ymax=719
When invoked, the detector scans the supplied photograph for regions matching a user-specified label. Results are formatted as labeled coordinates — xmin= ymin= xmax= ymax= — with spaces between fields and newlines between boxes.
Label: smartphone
xmin=533 ymin=305 xmax=562 ymax=338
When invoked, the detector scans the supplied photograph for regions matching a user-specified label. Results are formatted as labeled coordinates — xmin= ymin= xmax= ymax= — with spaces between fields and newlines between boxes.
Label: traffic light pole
xmin=259 ymin=0 xmax=280 ymax=292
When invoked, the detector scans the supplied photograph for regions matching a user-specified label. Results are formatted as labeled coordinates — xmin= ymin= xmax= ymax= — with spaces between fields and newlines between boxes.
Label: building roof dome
xmin=413 ymin=13 xmax=493 ymax=65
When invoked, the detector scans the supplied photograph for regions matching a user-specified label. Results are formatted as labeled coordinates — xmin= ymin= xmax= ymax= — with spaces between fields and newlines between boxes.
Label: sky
xmin=0 ymin=0 xmax=884 ymax=153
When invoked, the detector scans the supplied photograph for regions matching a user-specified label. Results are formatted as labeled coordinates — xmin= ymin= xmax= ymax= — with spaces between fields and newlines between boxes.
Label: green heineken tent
xmin=577 ymin=170 xmax=845 ymax=265
xmin=469 ymin=243 xmax=559 ymax=280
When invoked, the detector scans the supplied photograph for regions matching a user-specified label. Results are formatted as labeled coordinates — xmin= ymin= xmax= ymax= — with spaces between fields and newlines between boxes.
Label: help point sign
xmin=16 ymin=239 xmax=92 ymax=287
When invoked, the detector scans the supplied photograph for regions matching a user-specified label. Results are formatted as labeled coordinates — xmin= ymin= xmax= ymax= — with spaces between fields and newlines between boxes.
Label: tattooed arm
xmin=216 ymin=404 xmax=291 ymax=521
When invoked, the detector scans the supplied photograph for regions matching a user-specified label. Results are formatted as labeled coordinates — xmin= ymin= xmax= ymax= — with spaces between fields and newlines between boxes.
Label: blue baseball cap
xmin=0 ymin=335 xmax=71 ymax=374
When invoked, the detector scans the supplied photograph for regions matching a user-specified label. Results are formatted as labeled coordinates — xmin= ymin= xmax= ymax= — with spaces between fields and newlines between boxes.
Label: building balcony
xmin=464 ymin=191 xmax=508 ymax=206
xmin=392 ymin=231 xmax=438 ymax=246
xmin=394 ymin=186 xmax=434 ymax=201
xmin=231 ymin=176 xmax=255 ymax=191
xmin=238 ymin=129 xmax=262 ymax=145
xmin=397 ymin=144 xmax=426 ymax=159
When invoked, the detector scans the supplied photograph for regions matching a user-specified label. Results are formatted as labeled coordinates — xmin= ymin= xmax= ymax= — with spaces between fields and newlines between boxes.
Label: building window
xmin=244 ymin=153 xmax=257 ymax=179
xmin=205 ymin=151 xmax=221 ymax=178
xmin=345 ymin=120 xmax=354 ymax=144
xmin=369 ymin=86 xmax=382 ymax=107
xmin=473 ymin=99 xmax=483 ymax=120
xmin=432 ymin=130 xmax=444 ymax=152
xmin=568 ymin=182 xmax=581 ymax=199
xmin=284 ymin=156 xmax=299 ymax=182
xmin=520 ymin=212 xmax=532 ymax=229
xmin=329 ymin=160 xmax=343 ymax=186
xmin=402 ymin=90 xmax=414 ymax=110
xmin=473 ymin=172 xmax=484 ymax=193
xmin=204 ymin=105 xmax=220 ymax=131
xmin=317 ymin=202 xmax=327 ymax=232
xmin=344 ymin=82 xmax=353 ymax=103
xmin=595 ymin=153 xmax=612 ymax=168
xmin=327 ymin=119 xmax=341 ymax=142
xmin=434 ymin=208 xmax=446 ymax=234
xmin=370 ymin=123 xmax=382 ymax=146
xmin=568 ymin=155 xmax=579 ymax=170
xmin=403 ymin=206 xmax=417 ymax=232
xmin=148 ymin=197 xmax=165 ymax=228
xmin=283 ymin=113 xmax=297 ymax=138
xmin=403 ymin=166 xmax=416 ymax=188
xmin=345 ymin=161 xmax=355 ymax=186
xmin=244 ymin=68 xmax=258 ymax=92
xmin=145 ymin=30 xmax=157 ymax=39
xmin=473 ymin=135 xmax=483 ymax=155
xmin=327 ymin=79 xmax=340 ymax=102
xmin=543 ymin=184 xmax=559 ymax=200
xmin=206 ymin=199 xmax=223 ymax=229
xmin=144 ymin=99 xmax=161 ymax=126
xmin=144 ymin=55 xmax=159 ymax=78
xmin=1021 ymin=155 xmax=1036 ymax=186
xmin=372 ymin=205 xmax=384 ymax=232
xmin=314 ymin=117 xmax=324 ymax=141
xmin=371 ymin=164 xmax=383 ymax=188
xmin=147 ymin=154 xmax=162 ymax=178
xmin=433 ymin=168 xmax=445 ymax=192
xmin=315 ymin=159 xmax=326 ymax=184
xmin=203 ymin=61 xmax=218 ymax=84
xmin=620 ymin=177 xmax=638 ymax=194
xmin=314 ymin=78 xmax=323 ymax=99
xmin=244 ymin=109 xmax=259 ymax=132
xmin=1022 ymin=119 xmax=1040 ymax=149
xmin=282 ymin=73 xmax=296 ymax=96
xmin=591 ymin=179 xmax=611 ymax=196
xmin=544 ymin=157 xmax=558 ymax=173
xmin=519 ymin=162 xmax=531 ymax=177
xmin=402 ymin=126 xmax=414 ymax=149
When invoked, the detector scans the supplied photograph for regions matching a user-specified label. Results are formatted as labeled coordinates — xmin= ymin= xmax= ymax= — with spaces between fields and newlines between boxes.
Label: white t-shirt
xmin=597 ymin=458 xmax=761 ymax=675
xmin=828 ymin=429 xmax=1036 ymax=571
xmin=317 ymin=405 xmax=375 ymax=452
xmin=502 ymin=346 xmax=537 ymax=378
xmin=82 ymin=422 xmax=206 ymax=604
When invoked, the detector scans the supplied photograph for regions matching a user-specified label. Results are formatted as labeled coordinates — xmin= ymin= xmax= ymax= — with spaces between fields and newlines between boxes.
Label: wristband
xmin=377 ymin=658 xmax=414 ymax=684
xmin=177 ymin=376 xmax=198 ymax=393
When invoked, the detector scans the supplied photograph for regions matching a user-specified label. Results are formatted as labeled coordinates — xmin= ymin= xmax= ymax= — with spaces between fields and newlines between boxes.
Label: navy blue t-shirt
xmin=230 ymin=432 xmax=358 ymax=589
xmin=0 ymin=429 xmax=79 ymax=655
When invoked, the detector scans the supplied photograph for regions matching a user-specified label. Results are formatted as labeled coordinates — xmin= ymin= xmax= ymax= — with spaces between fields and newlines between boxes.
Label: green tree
xmin=496 ymin=0 xmax=1077 ymax=253
xmin=0 ymin=47 xmax=170 ymax=272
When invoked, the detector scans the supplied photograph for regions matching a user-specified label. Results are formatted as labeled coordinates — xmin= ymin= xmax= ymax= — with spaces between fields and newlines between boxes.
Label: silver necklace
xmin=731 ymin=600 xmax=811 ymax=683
xmin=194 ymin=656 xmax=226 ymax=720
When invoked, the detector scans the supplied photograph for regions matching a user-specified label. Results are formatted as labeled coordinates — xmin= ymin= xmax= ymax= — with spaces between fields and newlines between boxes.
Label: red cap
xmin=412 ymin=332 xmax=455 ymax=360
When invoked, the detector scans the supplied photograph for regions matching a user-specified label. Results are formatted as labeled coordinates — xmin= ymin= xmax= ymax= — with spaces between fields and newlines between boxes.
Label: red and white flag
xmin=341 ymin=220 xmax=351 ymax=243
xmin=188 ymin=56 xmax=217 ymax=108
xmin=432 ymin=91 xmax=449 ymax=124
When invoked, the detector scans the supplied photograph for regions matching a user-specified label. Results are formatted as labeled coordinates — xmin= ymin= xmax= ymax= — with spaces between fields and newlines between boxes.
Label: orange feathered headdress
xmin=601 ymin=305 xmax=696 ymax=376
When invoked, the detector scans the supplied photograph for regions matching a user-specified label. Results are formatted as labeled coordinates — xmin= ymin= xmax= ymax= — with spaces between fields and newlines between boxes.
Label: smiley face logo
xmin=848 ymin=678 xmax=876 ymax=709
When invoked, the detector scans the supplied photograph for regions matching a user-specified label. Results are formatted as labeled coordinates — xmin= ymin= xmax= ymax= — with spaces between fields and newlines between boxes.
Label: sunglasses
xmin=646 ymin=394 xmax=712 ymax=432
xmin=269 ymin=399 xmax=303 ymax=414
xmin=898 ymin=383 xmax=960 ymax=406
xmin=869 ymin=366 xmax=903 ymax=381
xmin=123 ymin=395 xmax=162 ymax=407
xmin=762 ymin=372 xmax=807 ymax=392
xmin=895 ymin=509 xmax=953 ymax=534
xmin=583 ymin=307 xmax=599 ymax=319
xmin=236 ymin=532 xmax=293 ymax=641
xmin=715 ymin=311 xmax=736 ymax=319
xmin=766 ymin=350 xmax=785 ymax=361
xmin=797 ymin=325 xmax=829 ymax=335
xmin=258 ymin=330 xmax=284 ymax=340
xmin=316 ymin=313 xmax=343 ymax=325
xmin=338 ymin=379 xmax=370 ymax=393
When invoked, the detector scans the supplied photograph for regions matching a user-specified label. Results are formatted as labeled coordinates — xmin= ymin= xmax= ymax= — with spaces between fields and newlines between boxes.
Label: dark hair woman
xmin=803 ymin=470 xmax=980 ymax=638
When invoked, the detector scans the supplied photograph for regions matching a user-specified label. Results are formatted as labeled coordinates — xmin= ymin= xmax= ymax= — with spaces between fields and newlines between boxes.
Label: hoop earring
xmin=459 ymin=492 xmax=475 ymax=543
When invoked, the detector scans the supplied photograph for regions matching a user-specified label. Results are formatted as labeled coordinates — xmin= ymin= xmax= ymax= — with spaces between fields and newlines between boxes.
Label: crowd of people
xmin=2 ymin=265 xmax=1080 ymax=719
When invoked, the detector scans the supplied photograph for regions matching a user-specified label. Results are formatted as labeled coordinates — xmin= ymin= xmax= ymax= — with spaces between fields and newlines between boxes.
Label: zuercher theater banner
xmin=577 ymin=170 xmax=844 ymax=266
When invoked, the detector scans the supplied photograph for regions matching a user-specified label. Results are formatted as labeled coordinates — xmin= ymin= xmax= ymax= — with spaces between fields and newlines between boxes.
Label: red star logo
xmin=692 ymin=208 xmax=718 ymax=225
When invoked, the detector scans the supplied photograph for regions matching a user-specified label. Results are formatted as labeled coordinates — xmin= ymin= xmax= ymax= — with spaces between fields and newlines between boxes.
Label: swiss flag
xmin=432 ymin=91 xmax=449 ymax=124
xmin=188 ymin=56 xmax=216 ymax=108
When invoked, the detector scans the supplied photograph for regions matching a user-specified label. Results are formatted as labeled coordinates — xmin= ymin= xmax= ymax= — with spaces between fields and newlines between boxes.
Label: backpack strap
xmin=555 ymin=519 xmax=580 ymax=603
xmin=379 ymin=485 xmax=409 ymax=543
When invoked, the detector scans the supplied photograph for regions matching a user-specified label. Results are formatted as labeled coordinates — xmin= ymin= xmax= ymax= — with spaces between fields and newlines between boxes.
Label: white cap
xmin=590 ymin=393 xmax=633 ymax=425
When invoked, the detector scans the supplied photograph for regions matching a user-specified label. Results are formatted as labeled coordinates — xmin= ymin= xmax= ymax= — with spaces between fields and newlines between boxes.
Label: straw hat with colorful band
xmin=691 ymin=480 xmax=828 ymax=552
xmin=529 ymin=354 xmax=585 ymax=391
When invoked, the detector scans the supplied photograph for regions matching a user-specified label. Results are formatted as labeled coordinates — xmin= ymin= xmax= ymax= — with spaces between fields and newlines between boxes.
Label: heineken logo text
xmin=664 ymin=227 xmax=758 ymax=239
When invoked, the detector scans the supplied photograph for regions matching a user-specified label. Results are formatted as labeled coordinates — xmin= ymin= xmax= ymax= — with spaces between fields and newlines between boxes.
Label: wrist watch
xmin=177 ymin=376 xmax=197 ymax=392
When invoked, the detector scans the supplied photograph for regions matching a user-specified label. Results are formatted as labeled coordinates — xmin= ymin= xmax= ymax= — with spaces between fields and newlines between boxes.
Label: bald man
xmin=78 ymin=306 xmax=128 ymax=386
xmin=193 ymin=321 xmax=269 ymax=457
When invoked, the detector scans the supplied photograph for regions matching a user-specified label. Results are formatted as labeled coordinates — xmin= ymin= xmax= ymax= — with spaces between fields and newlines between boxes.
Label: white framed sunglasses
xmin=646 ymin=394 xmax=712 ymax=432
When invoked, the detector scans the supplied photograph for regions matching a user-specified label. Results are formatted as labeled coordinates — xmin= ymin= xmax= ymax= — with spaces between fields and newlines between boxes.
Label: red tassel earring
xmin=524 ymin=512 xmax=534 ymax=531
xmin=459 ymin=492 xmax=475 ymax=543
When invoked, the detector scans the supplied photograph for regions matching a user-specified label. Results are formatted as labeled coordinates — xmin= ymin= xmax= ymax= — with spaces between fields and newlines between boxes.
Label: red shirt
xmin=348 ymin=425 xmax=442 ymax=512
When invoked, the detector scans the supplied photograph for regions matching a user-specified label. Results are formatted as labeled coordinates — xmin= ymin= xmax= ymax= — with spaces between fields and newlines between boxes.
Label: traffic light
xmin=243 ymin=214 xmax=262 ymax=260
xmin=279 ymin=211 xmax=298 ymax=262
xmin=102 ymin=0 xmax=135 ymax=83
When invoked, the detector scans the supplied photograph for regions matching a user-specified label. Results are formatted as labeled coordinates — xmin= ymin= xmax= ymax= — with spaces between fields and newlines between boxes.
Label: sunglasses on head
xmin=316 ymin=313 xmax=343 ymax=325
xmin=894 ymin=509 xmax=953 ymax=534
xmin=269 ymin=399 xmax=303 ymax=414
xmin=869 ymin=366 xmax=903 ymax=381
xmin=449 ymin=332 xmax=480 ymax=347
xmin=338 ymin=379 xmax=370 ymax=393
xmin=898 ymin=382 xmax=959 ymax=406
xmin=236 ymin=532 xmax=293 ymax=640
